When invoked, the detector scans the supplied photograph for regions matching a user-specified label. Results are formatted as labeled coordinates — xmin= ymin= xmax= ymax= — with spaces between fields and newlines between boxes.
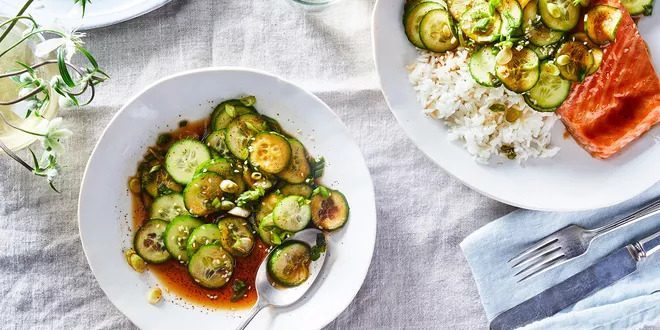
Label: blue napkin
xmin=460 ymin=183 xmax=660 ymax=329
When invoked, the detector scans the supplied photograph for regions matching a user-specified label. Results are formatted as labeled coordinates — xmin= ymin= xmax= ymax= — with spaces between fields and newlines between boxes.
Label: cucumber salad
xmin=404 ymin=0 xmax=634 ymax=111
xmin=127 ymin=96 xmax=349 ymax=299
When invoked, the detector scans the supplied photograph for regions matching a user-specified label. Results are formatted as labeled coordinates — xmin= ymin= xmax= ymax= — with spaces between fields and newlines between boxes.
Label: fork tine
xmin=508 ymin=237 xmax=558 ymax=265
xmin=510 ymin=244 xmax=561 ymax=269
xmin=515 ymin=253 xmax=567 ymax=282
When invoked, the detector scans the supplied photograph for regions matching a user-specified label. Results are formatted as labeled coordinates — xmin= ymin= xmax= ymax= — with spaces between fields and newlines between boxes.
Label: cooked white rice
xmin=408 ymin=48 xmax=560 ymax=164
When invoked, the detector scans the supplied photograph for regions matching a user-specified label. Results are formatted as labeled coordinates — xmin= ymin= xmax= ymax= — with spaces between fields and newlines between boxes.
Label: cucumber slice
xmin=194 ymin=158 xmax=246 ymax=194
xmin=164 ymin=215 xmax=204 ymax=263
xmin=225 ymin=114 xmax=269 ymax=160
xmin=525 ymin=61 xmax=571 ymax=110
xmin=150 ymin=193 xmax=189 ymax=221
xmin=469 ymin=46 xmax=501 ymax=87
xmin=311 ymin=189 xmax=349 ymax=231
xmin=183 ymin=172 xmax=224 ymax=216
xmin=406 ymin=0 xmax=448 ymax=13
xmin=249 ymin=132 xmax=292 ymax=174
xmin=210 ymin=100 xmax=255 ymax=131
xmin=405 ymin=2 xmax=446 ymax=48
xmin=186 ymin=223 xmax=222 ymax=256
xmin=258 ymin=214 xmax=285 ymax=246
xmin=587 ymin=47 xmax=603 ymax=75
xmin=459 ymin=4 xmax=503 ymax=43
xmin=419 ymin=9 xmax=460 ymax=52
xmin=256 ymin=192 xmax=284 ymax=222
xmin=217 ymin=217 xmax=255 ymax=257
xmin=280 ymin=184 xmax=313 ymax=199
xmin=621 ymin=0 xmax=654 ymax=15
xmin=555 ymin=41 xmax=594 ymax=81
xmin=267 ymin=240 xmax=312 ymax=287
xmin=141 ymin=164 xmax=182 ymax=198
xmin=165 ymin=139 xmax=211 ymax=185
xmin=585 ymin=5 xmax=623 ymax=45
xmin=497 ymin=0 xmax=524 ymax=36
xmin=134 ymin=219 xmax=170 ymax=263
xmin=449 ymin=0 xmax=487 ymax=20
xmin=243 ymin=166 xmax=277 ymax=190
xmin=538 ymin=0 xmax=580 ymax=31
xmin=523 ymin=0 xmax=564 ymax=46
xmin=495 ymin=47 xmax=540 ymax=93
xmin=188 ymin=245 xmax=234 ymax=289
xmin=273 ymin=195 xmax=312 ymax=232
xmin=277 ymin=139 xmax=311 ymax=184
xmin=204 ymin=130 xmax=229 ymax=155
xmin=529 ymin=44 xmax=558 ymax=60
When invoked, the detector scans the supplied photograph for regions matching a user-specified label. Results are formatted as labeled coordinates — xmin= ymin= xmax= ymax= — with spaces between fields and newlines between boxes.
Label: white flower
xmin=40 ymin=117 xmax=73 ymax=153
xmin=44 ymin=167 xmax=58 ymax=182
xmin=33 ymin=5 xmax=84 ymax=61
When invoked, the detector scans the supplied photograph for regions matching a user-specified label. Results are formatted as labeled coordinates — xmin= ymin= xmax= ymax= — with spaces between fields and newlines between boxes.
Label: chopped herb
xmin=313 ymin=186 xmax=331 ymax=198
xmin=157 ymin=133 xmax=172 ymax=146
xmin=500 ymin=144 xmax=517 ymax=160
xmin=473 ymin=17 xmax=492 ymax=33
xmin=157 ymin=183 xmax=174 ymax=196
xmin=489 ymin=104 xmax=506 ymax=112
xmin=236 ymin=187 xmax=265 ymax=207
xmin=240 ymin=96 xmax=256 ymax=107
xmin=149 ymin=164 xmax=161 ymax=174
xmin=231 ymin=279 xmax=248 ymax=302
xmin=310 ymin=157 xmax=325 ymax=178
xmin=212 ymin=197 xmax=222 ymax=209
xmin=643 ymin=3 xmax=653 ymax=15
xmin=178 ymin=120 xmax=188 ymax=128
xmin=225 ymin=104 xmax=237 ymax=118
xmin=310 ymin=233 xmax=327 ymax=261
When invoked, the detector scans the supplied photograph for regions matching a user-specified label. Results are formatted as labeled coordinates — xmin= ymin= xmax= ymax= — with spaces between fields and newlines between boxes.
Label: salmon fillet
xmin=557 ymin=0 xmax=660 ymax=159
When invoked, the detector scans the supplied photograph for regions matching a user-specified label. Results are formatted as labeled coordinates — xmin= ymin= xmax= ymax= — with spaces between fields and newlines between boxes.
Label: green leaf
xmin=57 ymin=48 xmax=75 ymax=88
xmin=76 ymin=46 xmax=98 ymax=69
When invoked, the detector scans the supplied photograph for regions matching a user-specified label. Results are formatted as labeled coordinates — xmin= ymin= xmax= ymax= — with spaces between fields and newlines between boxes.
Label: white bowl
xmin=78 ymin=68 xmax=377 ymax=329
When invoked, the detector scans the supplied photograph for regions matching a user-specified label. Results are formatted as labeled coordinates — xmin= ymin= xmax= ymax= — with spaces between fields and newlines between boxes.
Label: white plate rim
xmin=79 ymin=0 xmax=171 ymax=30
xmin=77 ymin=67 xmax=377 ymax=329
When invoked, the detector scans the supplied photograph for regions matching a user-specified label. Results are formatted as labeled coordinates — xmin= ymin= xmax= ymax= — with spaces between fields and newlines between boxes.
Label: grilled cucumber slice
xmin=495 ymin=47 xmax=540 ymax=93
xmin=249 ymin=132 xmax=292 ymax=174
xmin=538 ymin=0 xmax=580 ymax=31
xmin=204 ymin=130 xmax=229 ymax=155
xmin=459 ymin=4 xmax=503 ymax=43
xmin=186 ymin=223 xmax=222 ymax=257
xmin=273 ymin=195 xmax=312 ymax=232
xmin=150 ymin=193 xmax=189 ymax=221
xmin=277 ymin=139 xmax=311 ymax=184
xmin=210 ymin=99 xmax=256 ymax=131
xmin=449 ymin=0 xmax=487 ymax=20
xmin=226 ymin=114 xmax=269 ymax=160
xmin=164 ymin=215 xmax=204 ymax=263
xmin=419 ymin=9 xmax=459 ymax=52
xmin=523 ymin=0 xmax=564 ymax=46
xmin=141 ymin=165 xmax=182 ymax=198
xmin=497 ymin=0 xmax=524 ymax=36
xmin=165 ymin=139 xmax=211 ymax=185
xmin=406 ymin=0 xmax=448 ymax=13
xmin=256 ymin=192 xmax=284 ymax=222
xmin=621 ymin=0 xmax=654 ymax=15
xmin=311 ymin=189 xmax=349 ymax=231
xmin=267 ymin=240 xmax=312 ymax=287
xmin=524 ymin=61 xmax=571 ymax=110
xmin=194 ymin=158 xmax=246 ymax=194
xmin=134 ymin=219 xmax=171 ymax=264
xmin=188 ymin=245 xmax=234 ymax=289
xmin=405 ymin=2 xmax=446 ymax=48
xmin=217 ymin=217 xmax=255 ymax=257
xmin=555 ymin=41 xmax=594 ymax=81
xmin=585 ymin=5 xmax=623 ymax=45
xmin=280 ymin=184 xmax=313 ymax=198
xmin=469 ymin=46 xmax=501 ymax=87
xmin=183 ymin=172 xmax=224 ymax=216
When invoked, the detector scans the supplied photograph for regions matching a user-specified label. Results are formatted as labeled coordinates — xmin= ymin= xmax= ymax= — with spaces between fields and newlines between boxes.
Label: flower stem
xmin=0 ymin=137 xmax=34 ymax=172
xmin=0 ymin=111 xmax=46 ymax=136
xmin=0 ymin=0 xmax=34 ymax=45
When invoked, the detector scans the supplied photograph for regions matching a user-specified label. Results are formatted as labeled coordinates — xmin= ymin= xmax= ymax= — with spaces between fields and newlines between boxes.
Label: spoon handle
xmin=236 ymin=299 xmax=269 ymax=330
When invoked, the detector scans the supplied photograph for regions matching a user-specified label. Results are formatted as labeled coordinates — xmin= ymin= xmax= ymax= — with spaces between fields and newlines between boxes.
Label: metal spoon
xmin=236 ymin=228 xmax=328 ymax=330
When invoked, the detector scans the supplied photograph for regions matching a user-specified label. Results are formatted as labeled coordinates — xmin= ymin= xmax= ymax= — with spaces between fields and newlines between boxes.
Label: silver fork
xmin=509 ymin=198 xmax=660 ymax=282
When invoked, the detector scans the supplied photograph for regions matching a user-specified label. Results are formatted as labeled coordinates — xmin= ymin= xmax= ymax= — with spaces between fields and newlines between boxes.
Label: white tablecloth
xmin=0 ymin=0 xmax=515 ymax=328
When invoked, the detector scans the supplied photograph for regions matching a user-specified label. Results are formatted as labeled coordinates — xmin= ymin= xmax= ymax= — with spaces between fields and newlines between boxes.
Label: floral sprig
xmin=0 ymin=0 xmax=107 ymax=191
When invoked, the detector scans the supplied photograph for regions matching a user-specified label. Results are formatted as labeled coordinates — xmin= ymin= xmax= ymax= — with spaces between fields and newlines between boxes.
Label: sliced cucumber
xmin=277 ymin=139 xmax=311 ymax=184
xmin=258 ymin=213 xmax=290 ymax=246
xmin=249 ymin=132 xmax=292 ymax=174
xmin=165 ymin=139 xmax=211 ymax=185
xmin=267 ymin=240 xmax=312 ymax=287
xmin=183 ymin=172 xmax=224 ymax=216
xmin=469 ymin=46 xmax=501 ymax=87
xmin=256 ymin=192 xmax=284 ymax=222
xmin=405 ymin=2 xmax=446 ymax=48
xmin=225 ymin=114 xmax=269 ymax=160
xmin=523 ymin=0 xmax=564 ymax=46
xmin=243 ymin=166 xmax=277 ymax=190
xmin=210 ymin=100 xmax=255 ymax=131
xmin=280 ymin=184 xmax=313 ymax=199
xmin=497 ymin=0 xmax=524 ymax=36
xmin=194 ymin=158 xmax=246 ymax=194
xmin=459 ymin=4 xmax=503 ymax=43
xmin=538 ymin=0 xmax=580 ymax=31
xmin=134 ymin=219 xmax=170 ymax=263
xmin=449 ymin=0 xmax=487 ymax=20
xmin=186 ymin=223 xmax=222 ymax=256
xmin=204 ymin=130 xmax=229 ymax=155
xmin=141 ymin=165 xmax=182 ymax=198
xmin=585 ymin=5 xmax=623 ymax=45
xmin=621 ymin=0 xmax=654 ymax=15
xmin=217 ymin=217 xmax=255 ymax=257
xmin=188 ymin=245 xmax=234 ymax=289
xmin=150 ymin=193 xmax=189 ymax=221
xmin=555 ymin=41 xmax=594 ymax=81
xmin=587 ymin=47 xmax=603 ymax=75
xmin=529 ymin=44 xmax=558 ymax=60
xmin=164 ymin=215 xmax=204 ymax=263
xmin=310 ymin=189 xmax=349 ymax=231
xmin=419 ymin=9 xmax=459 ymax=52
xmin=406 ymin=0 xmax=448 ymax=13
xmin=495 ymin=47 xmax=540 ymax=93
xmin=273 ymin=195 xmax=312 ymax=232
xmin=525 ymin=61 xmax=571 ymax=110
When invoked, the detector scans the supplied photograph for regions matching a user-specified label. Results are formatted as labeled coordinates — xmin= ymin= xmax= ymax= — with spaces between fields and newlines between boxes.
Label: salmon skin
xmin=557 ymin=0 xmax=660 ymax=159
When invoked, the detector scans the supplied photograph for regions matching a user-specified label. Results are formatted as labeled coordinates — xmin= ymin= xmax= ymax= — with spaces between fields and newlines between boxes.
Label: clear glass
xmin=286 ymin=0 xmax=341 ymax=11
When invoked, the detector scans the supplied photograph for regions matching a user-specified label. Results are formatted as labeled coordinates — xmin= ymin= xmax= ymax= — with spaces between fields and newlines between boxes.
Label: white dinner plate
xmin=78 ymin=68 xmax=377 ymax=329
xmin=372 ymin=0 xmax=660 ymax=212
xmin=0 ymin=0 xmax=171 ymax=30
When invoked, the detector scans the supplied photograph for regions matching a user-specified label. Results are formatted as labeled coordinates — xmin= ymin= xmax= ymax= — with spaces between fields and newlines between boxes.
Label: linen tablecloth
xmin=0 ymin=0 xmax=513 ymax=328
